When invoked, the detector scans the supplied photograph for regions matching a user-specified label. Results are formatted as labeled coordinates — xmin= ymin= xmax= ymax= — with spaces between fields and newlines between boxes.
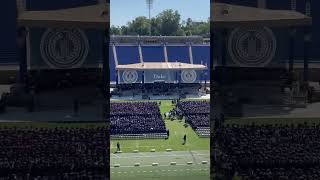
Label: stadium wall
xmin=0 ymin=0 xmax=18 ymax=64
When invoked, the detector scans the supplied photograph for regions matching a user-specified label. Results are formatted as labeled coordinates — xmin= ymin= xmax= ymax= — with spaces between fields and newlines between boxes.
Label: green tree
xmin=181 ymin=19 xmax=209 ymax=37
xmin=150 ymin=17 xmax=161 ymax=36
xmin=110 ymin=26 xmax=121 ymax=35
xmin=126 ymin=16 xmax=150 ymax=35
xmin=155 ymin=9 xmax=182 ymax=36
xmin=196 ymin=22 xmax=209 ymax=37
xmin=120 ymin=26 xmax=129 ymax=35
xmin=110 ymin=9 xmax=209 ymax=37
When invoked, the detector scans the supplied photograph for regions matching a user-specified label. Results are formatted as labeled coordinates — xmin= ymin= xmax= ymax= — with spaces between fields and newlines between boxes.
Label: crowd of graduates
xmin=111 ymin=102 xmax=160 ymax=116
xmin=110 ymin=102 xmax=166 ymax=135
xmin=213 ymin=123 xmax=320 ymax=180
xmin=175 ymin=101 xmax=210 ymax=130
xmin=0 ymin=126 xmax=108 ymax=179
xmin=176 ymin=101 xmax=210 ymax=115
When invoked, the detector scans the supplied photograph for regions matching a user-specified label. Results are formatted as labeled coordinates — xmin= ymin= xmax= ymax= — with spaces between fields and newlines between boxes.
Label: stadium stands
xmin=109 ymin=36 xmax=210 ymax=82
xmin=110 ymin=102 xmax=167 ymax=139
xmin=176 ymin=101 xmax=210 ymax=137
xmin=0 ymin=126 xmax=108 ymax=179
xmin=213 ymin=123 xmax=320 ymax=179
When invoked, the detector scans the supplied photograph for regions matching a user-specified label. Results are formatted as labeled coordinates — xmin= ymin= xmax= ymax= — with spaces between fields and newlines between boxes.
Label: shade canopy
xmin=17 ymin=3 xmax=109 ymax=30
xmin=211 ymin=3 xmax=312 ymax=28
xmin=116 ymin=62 xmax=207 ymax=71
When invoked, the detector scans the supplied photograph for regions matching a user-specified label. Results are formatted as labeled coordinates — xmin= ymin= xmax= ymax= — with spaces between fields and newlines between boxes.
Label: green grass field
xmin=110 ymin=100 xmax=210 ymax=180
xmin=111 ymin=150 xmax=210 ymax=180
xmin=110 ymin=100 xmax=209 ymax=153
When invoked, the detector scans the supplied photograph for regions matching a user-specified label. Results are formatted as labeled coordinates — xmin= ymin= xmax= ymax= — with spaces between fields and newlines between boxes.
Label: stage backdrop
xmin=118 ymin=70 xmax=203 ymax=84
xmin=214 ymin=0 xmax=320 ymax=66
xmin=28 ymin=28 xmax=102 ymax=69
xmin=26 ymin=0 xmax=102 ymax=70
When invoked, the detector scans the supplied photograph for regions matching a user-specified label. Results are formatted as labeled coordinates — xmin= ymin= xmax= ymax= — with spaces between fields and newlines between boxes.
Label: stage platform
xmin=111 ymin=88 xmax=210 ymax=101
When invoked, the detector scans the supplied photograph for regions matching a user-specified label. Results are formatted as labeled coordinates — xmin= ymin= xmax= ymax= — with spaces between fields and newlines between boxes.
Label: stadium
xmin=109 ymin=36 xmax=210 ymax=179
xmin=107 ymin=1 xmax=210 ymax=180
xmin=212 ymin=1 xmax=320 ymax=180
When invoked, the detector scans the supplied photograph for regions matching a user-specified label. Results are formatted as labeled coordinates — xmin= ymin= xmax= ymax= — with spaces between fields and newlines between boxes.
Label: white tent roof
xmin=116 ymin=62 xmax=207 ymax=71
xmin=17 ymin=3 xmax=109 ymax=30
xmin=211 ymin=3 xmax=312 ymax=28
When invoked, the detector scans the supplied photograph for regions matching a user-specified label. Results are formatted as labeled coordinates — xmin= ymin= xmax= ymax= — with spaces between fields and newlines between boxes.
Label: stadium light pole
xmin=146 ymin=0 xmax=154 ymax=35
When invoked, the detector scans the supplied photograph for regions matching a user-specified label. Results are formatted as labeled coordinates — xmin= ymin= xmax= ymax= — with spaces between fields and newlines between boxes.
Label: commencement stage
xmin=116 ymin=62 xmax=207 ymax=84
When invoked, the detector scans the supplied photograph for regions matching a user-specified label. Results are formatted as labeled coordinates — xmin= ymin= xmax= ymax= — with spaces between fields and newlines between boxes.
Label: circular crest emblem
xmin=228 ymin=27 xmax=277 ymax=67
xmin=40 ymin=28 xmax=89 ymax=69
xmin=122 ymin=70 xmax=138 ymax=83
xmin=181 ymin=70 xmax=197 ymax=83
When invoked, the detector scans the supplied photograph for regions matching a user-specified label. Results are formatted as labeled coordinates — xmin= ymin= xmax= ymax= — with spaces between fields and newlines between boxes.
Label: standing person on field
xmin=183 ymin=134 xmax=187 ymax=145
xmin=117 ymin=142 xmax=121 ymax=152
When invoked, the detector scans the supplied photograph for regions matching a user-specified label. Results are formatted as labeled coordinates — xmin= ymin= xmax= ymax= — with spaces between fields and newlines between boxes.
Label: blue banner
xmin=118 ymin=70 xmax=203 ymax=84
xmin=144 ymin=70 xmax=176 ymax=83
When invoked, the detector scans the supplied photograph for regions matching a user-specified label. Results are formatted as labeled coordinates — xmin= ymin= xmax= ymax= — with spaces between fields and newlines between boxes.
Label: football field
xmin=110 ymin=100 xmax=210 ymax=180
xmin=111 ymin=150 xmax=210 ymax=180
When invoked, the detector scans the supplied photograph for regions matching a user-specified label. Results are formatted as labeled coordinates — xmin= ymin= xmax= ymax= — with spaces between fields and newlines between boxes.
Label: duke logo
xmin=122 ymin=70 xmax=138 ymax=83
xmin=181 ymin=70 xmax=197 ymax=83
xmin=40 ymin=28 xmax=89 ymax=69
xmin=228 ymin=27 xmax=276 ymax=67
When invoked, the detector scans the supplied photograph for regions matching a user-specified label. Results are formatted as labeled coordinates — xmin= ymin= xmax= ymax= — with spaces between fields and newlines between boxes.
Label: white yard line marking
xmin=110 ymin=163 xmax=209 ymax=168
xmin=111 ymin=154 xmax=121 ymax=158
xmin=111 ymin=153 xmax=208 ymax=159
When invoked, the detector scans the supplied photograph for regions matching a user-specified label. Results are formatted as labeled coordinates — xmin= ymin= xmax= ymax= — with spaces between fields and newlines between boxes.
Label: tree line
xmin=110 ymin=9 xmax=209 ymax=37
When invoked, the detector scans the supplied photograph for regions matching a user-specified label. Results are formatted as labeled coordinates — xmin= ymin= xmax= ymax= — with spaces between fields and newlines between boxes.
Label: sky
xmin=110 ymin=0 xmax=210 ymax=27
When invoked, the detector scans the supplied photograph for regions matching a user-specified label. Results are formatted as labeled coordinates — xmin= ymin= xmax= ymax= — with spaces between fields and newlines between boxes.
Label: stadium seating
xmin=213 ymin=123 xmax=320 ymax=179
xmin=0 ymin=126 xmax=108 ymax=179
xmin=110 ymin=102 xmax=167 ymax=139
xmin=109 ymin=44 xmax=210 ymax=82
xmin=176 ymin=101 xmax=210 ymax=137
